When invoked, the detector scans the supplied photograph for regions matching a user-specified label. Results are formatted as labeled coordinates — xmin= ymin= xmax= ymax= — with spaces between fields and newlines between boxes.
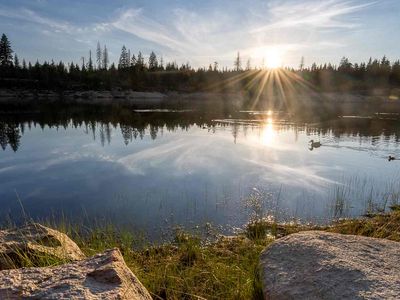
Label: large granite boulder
xmin=0 ymin=248 xmax=151 ymax=299
xmin=0 ymin=223 xmax=85 ymax=269
xmin=260 ymin=231 xmax=400 ymax=299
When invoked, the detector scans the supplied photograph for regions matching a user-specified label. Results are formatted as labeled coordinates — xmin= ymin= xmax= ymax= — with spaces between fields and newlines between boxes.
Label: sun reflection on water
xmin=261 ymin=117 xmax=276 ymax=145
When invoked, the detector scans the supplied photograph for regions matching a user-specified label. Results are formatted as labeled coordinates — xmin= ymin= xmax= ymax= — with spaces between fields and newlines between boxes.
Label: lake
xmin=1 ymin=106 xmax=400 ymax=239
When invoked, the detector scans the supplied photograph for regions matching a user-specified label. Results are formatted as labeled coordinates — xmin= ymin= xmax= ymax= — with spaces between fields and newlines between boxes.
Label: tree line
xmin=1 ymin=33 xmax=400 ymax=92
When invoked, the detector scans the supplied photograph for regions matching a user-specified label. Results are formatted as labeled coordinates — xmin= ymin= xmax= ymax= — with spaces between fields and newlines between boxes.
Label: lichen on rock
xmin=0 ymin=223 xmax=85 ymax=269
xmin=0 ymin=248 xmax=152 ymax=299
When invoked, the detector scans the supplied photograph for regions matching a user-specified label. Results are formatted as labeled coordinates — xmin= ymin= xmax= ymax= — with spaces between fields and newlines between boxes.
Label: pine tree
xmin=392 ymin=60 xmax=400 ymax=84
xmin=311 ymin=63 xmax=317 ymax=72
xmin=148 ymin=51 xmax=158 ymax=70
xmin=0 ymin=34 xmax=13 ymax=66
xmin=131 ymin=54 xmax=137 ymax=67
xmin=137 ymin=52 xmax=144 ymax=69
xmin=213 ymin=61 xmax=218 ymax=71
xmin=160 ymin=56 xmax=164 ymax=70
xmin=14 ymin=54 xmax=20 ymax=68
xmin=102 ymin=45 xmax=109 ymax=70
xmin=88 ymin=50 xmax=93 ymax=71
xmin=299 ymin=56 xmax=305 ymax=71
xmin=234 ymin=52 xmax=241 ymax=71
xmin=246 ymin=58 xmax=251 ymax=71
xmin=381 ymin=55 xmax=391 ymax=72
xmin=118 ymin=45 xmax=129 ymax=69
xmin=81 ymin=57 xmax=86 ymax=71
xmin=96 ymin=41 xmax=102 ymax=70
xmin=0 ymin=122 xmax=7 ymax=151
xmin=338 ymin=57 xmax=352 ymax=73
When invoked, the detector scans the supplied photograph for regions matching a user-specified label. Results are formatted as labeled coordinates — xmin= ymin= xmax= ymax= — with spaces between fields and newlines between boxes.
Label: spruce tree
xmin=88 ymin=50 xmax=93 ymax=71
xmin=213 ymin=61 xmax=218 ymax=71
xmin=148 ymin=51 xmax=158 ymax=70
xmin=102 ymin=45 xmax=109 ymax=70
xmin=246 ymin=58 xmax=251 ymax=71
xmin=160 ymin=56 xmax=164 ymax=70
xmin=96 ymin=41 xmax=102 ymax=69
xmin=0 ymin=34 xmax=13 ymax=66
xmin=234 ymin=52 xmax=241 ymax=71
xmin=14 ymin=54 xmax=20 ymax=68
xmin=131 ymin=54 xmax=137 ymax=67
xmin=137 ymin=52 xmax=144 ymax=69
xmin=299 ymin=56 xmax=305 ymax=71
xmin=118 ymin=45 xmax=129 ymax=69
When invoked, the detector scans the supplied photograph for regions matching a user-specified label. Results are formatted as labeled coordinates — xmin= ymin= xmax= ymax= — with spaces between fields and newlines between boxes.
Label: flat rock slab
xmin=0 ymin=223 xmax=85 ymax=269
xmin=260 ymin=231 xmax=400 ymax=300
xmin=0 ymin=248 xmax=151 ymax=299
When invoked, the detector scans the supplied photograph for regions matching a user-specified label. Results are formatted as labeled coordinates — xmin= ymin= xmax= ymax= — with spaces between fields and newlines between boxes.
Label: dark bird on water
xmin=309 ymin=139 xmax=322 ymax=151
xmin=309 ymin=139 xmax=322 ymax=147
xmin=389 ymin=156 xmax=396 ymax=161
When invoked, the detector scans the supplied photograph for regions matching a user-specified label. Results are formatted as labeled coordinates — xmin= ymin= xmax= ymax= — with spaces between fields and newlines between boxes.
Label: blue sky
xmin=0 ymin=0 xmax=399 ymax=68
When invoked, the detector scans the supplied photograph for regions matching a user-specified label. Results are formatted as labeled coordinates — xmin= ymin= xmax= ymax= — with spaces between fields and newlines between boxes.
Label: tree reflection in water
xmin=1 ymin=105 xmax=400 ymax=152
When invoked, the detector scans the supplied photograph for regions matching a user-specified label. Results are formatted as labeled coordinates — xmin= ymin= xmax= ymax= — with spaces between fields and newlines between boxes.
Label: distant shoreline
xmin=1 ymin=88 xmax=400 ymax=118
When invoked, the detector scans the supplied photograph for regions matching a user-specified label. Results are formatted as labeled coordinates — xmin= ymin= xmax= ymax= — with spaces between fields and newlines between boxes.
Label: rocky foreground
xmin=260 ymin=231 xmax=400 ymax=300
xmin=0 ymin=224 xmax=151 ymax=299
xmin=1 ymin=223 xmax=399 ymax=299
xmin=0 ymin=249 xmax=151 ymax=299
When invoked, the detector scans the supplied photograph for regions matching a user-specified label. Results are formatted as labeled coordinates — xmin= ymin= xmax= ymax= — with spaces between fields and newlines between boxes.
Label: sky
xmin=0 ymin=0 xmax=399 ymax=69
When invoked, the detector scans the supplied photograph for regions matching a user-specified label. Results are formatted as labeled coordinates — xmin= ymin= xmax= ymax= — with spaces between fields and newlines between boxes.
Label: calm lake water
xmin=1 ymin=107 xmax=400 ymax=238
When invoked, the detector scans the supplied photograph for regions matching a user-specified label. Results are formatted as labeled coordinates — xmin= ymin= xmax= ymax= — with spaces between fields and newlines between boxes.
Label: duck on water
xmin=309 ymin=139 xmax=322 ymax=151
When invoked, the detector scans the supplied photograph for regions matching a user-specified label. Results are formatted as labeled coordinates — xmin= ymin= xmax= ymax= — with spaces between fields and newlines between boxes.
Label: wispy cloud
xmin=111 ymin=9 xmax=188 ymax=52
xmin=0 ymin=6 xmax=110 ymax=42
xmin=107 ymin=0 xmax=374 ymax=63
xmin=0 ymin=0 xmax=378 ymax=66
xmin=109 ymin=8 xmax=234 ymax=58
xmin=0 ymin=7 xmax=73 ymax=33
xmin=252 ymin=0 xmax=376 ymax=33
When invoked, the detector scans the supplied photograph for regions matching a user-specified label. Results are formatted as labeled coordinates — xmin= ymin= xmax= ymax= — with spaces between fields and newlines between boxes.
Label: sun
xmin=265 ymin=48 xmax=282 ymax=69
xmin=250 ymin=46 xmax=284 ymax=69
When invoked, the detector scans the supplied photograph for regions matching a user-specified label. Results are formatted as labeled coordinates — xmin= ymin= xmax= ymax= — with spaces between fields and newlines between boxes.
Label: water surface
xmin=1 ymin=108 xmax=400 ymax=238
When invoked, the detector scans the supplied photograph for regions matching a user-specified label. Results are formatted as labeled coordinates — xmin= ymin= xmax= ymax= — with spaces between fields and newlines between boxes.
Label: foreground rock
xmin=0 ymin=248 xmax=152 ymax=299
xmin=0 ymin=223 xmax=85 ymax=269
xmin=260 ymin=231 xmax=400 ymax=300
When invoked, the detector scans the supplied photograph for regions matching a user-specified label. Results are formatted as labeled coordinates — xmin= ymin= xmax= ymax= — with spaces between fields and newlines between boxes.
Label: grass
xmin=129 ymin=232 xmax=269 ymax=299
xmin=327 ymin=205 xmax=400 ymax=242
xmin=74 ymin=227 xmax=271 ymax=299
xmin=2 ymin=206 xmax=400 ymax=299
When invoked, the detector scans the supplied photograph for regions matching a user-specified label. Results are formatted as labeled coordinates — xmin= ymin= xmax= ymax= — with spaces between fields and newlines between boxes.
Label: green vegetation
xmin=328 ymin=205 xmax=400 ymax=242
xmin=53 ymin=225 xmax=271 ymax=300
xmin=130 ymin=232 xmax=269 ymax=300
xmin=2 ymin=206 xmax=400 ymax=299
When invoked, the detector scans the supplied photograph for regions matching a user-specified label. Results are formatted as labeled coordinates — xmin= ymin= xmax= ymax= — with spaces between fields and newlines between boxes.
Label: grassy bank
xmin=3 ymin=206 xmax=400 ymax=299
xmin=65 ymin=226 xmax=270 ymax=300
